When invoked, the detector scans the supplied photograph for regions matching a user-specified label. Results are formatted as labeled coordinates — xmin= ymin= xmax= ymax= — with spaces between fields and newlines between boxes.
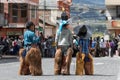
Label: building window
xmin=31 ymin=5 xmax=36 ymax=18
xmin=0 ymin=3 xmax=4 ymax=13
xmin=116 ymin=6 xmax=120 ymax=18
xmin=20 ymin=4 xmax=27 ymax=18
xmin=12 ymin=4 xmax=18 ymax=23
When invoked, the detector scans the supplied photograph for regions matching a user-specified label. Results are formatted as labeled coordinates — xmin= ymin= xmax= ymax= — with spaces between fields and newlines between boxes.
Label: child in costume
xmin=54 ymin=12 xmax=73 ymax=75
xmin=76 ymin=25 xmax=94 ymax=75
xmin=19 ymin=21 xmax=42 ymax=75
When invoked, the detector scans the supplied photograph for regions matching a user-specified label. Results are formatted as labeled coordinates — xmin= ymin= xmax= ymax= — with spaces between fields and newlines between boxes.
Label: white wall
xmin=106 ymin=6 xmax=116 ymax=20
xmin=106 ymin=0 xmax=120 ymax=5
xmin=39 ymin=0 xmax=59 ymax=25
xmin=45 ymin=28 xmax=53 ymax=38
xmin=39 ymin=0 xmax=58 ymax=9
xmin=51 ymin=10 xmax=58 ymax=24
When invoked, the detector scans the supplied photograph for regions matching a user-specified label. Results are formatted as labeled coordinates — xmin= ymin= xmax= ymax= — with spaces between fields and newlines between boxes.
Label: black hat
xmin=77 ymin=25 xmax=87 ymax=37
xmin=26 ymin=21 xmax=35 ymax=29
xmin=61 ymin=12 xmax=68 ymax=20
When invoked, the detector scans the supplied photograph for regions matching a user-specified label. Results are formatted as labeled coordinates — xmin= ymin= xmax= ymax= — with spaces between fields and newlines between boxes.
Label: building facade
xmin=57 ymin=0 xmax=72 ymax=18
xmin=39 ymin=0 xmax=58 ymax=38
xmin=39 ymin=0 xmax=72 ymax=38
xmin=106 ymin=0 xmax=120 ymax=36
xmin=0 ymin=0 xmax=39 ymax=38
xmin=0 ymin=2 xmax=5 ymax=27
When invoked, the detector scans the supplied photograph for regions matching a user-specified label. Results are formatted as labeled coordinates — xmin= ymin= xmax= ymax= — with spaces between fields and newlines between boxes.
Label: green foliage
xmin=92 ymin=32 xmax=104 ymax=38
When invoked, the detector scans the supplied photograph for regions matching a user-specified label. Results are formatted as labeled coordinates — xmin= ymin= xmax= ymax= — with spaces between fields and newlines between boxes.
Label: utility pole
xmin=0 ymin=0 xmax=1 ymax=26
xmin=43 ymin=0 xmax=46 ymax=36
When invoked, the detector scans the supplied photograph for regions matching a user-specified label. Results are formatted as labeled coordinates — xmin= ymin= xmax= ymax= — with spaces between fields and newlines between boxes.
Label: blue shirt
xmin=79 ymin=38 xmax=89 ymax=54
xmin=24 ymin=30 xmax=40 ymax=47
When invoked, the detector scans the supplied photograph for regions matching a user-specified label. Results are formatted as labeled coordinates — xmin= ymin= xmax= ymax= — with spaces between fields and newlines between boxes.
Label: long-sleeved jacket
xmin=55 ymin=27 xmax=73 ymax=46
xmin=24 ymin=29 xmax=40 ymax=47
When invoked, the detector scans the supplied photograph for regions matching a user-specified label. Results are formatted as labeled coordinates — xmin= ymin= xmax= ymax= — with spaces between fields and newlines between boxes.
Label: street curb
xmin=1 ymin=55 xmax=18 ymax=59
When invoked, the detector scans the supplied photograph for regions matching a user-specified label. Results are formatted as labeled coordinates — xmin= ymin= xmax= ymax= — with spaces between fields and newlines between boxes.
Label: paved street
xmin=0 ymin=57 xmax=120 ymax=80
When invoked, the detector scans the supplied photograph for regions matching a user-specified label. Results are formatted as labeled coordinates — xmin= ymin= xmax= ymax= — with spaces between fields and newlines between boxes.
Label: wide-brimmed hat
xmin=77 ymin=25 xmax=87 ymax=37
xmin=74 ymin=25 xmax=92 ymax=39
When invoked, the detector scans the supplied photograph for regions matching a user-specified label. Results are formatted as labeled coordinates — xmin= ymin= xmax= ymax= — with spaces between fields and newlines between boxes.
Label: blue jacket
xmin=79 ymin=38 xmax=89 ymax=54
xmin=24 ymin=30 xmax=40 ymax=47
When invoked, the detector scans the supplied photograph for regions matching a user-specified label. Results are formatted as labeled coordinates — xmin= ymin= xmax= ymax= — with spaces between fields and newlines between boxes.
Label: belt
xmin=58 ymin=45 xmax=70 ymax=47
xmin=25 ymin=44 xmax=31 ymax=47
xmin=57 ymin=45 xmax=70 ymax=49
